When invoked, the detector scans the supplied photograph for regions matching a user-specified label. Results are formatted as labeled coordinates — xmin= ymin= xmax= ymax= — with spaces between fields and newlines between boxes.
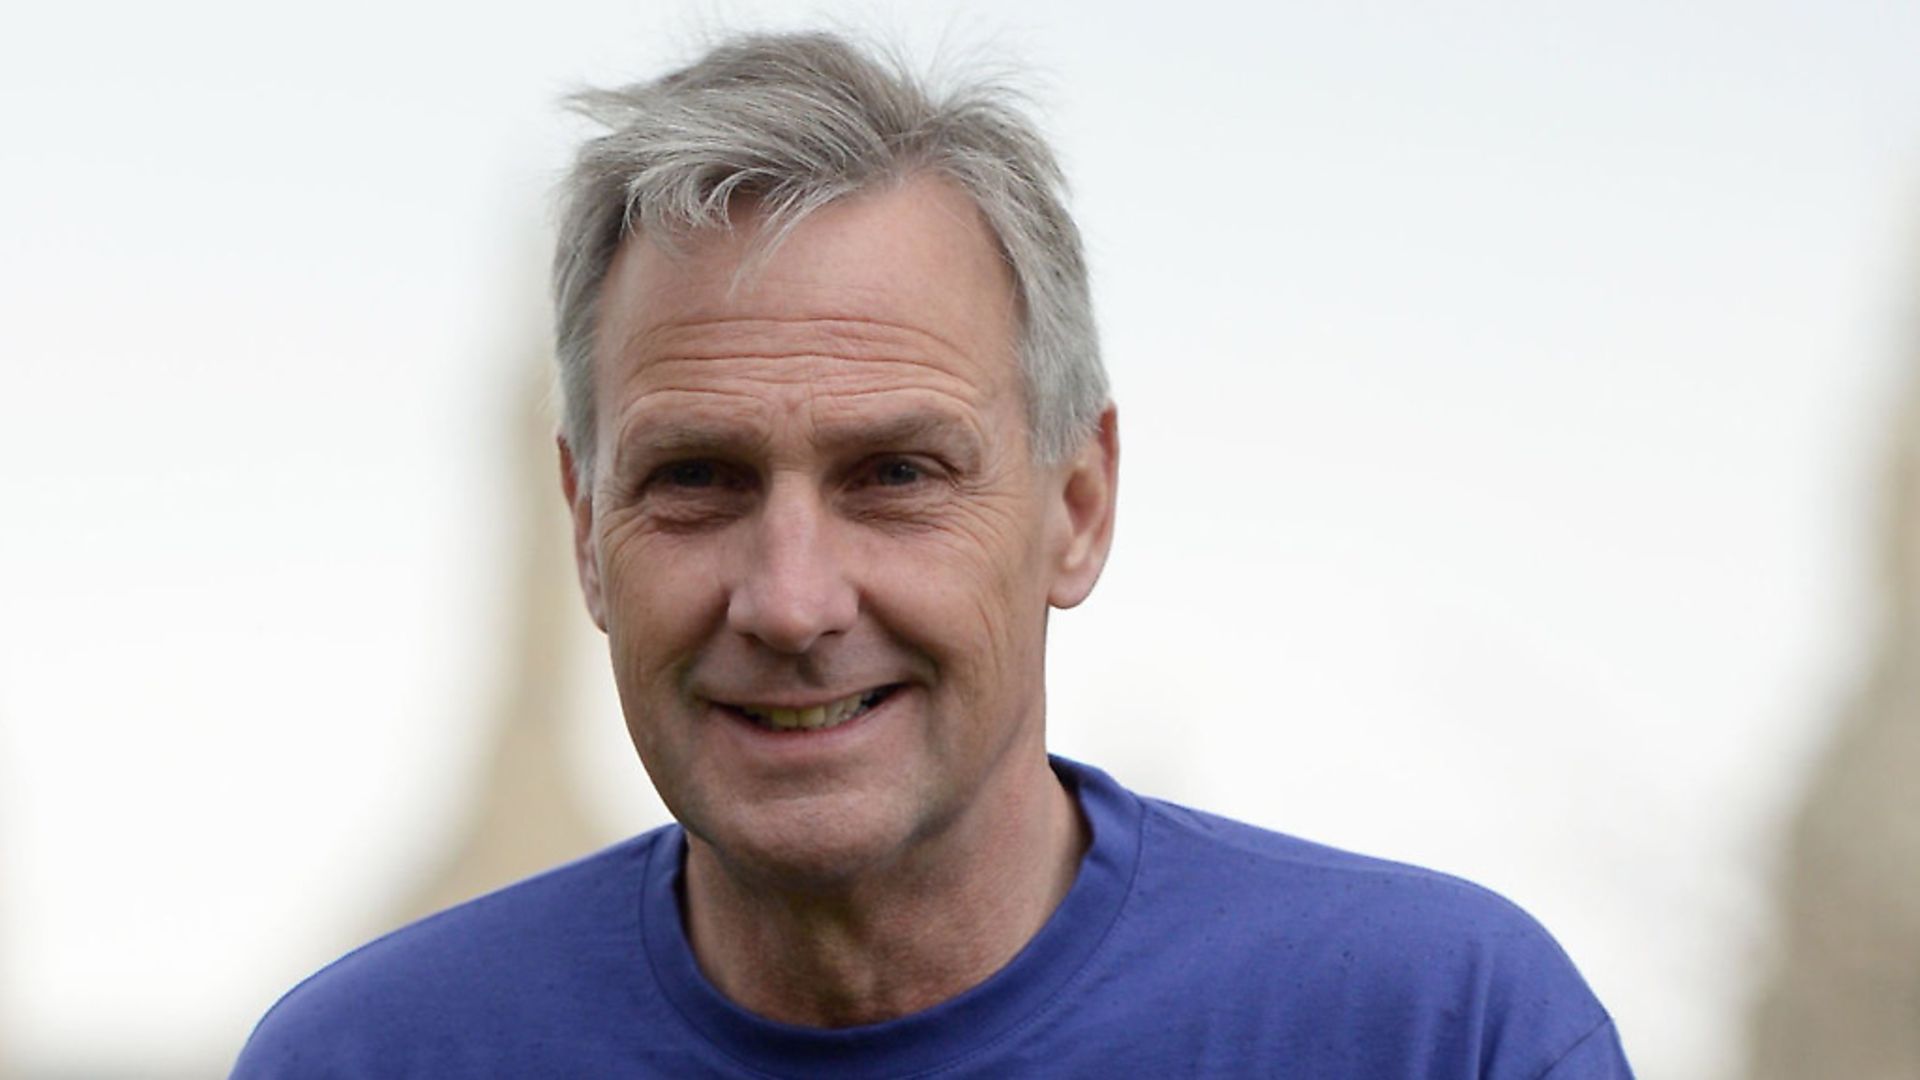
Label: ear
xmin=1047 ymin=405 xmax=1119 ymax=609
xmin=558 ymin=436 xmax=608 ymax=632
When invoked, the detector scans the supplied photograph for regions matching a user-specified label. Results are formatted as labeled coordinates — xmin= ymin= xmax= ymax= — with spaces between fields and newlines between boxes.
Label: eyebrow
xmin=613 ymin=406 xmax=986 ymax=473
xmin=610 ymin=417 xmax=765 ymax=476
xmin=814 ymin=410 xmax=984 ymax=466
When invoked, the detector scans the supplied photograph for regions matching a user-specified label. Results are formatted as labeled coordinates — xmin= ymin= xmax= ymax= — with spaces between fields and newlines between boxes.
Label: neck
xmin=680 ymin=755 xmax=1087 ymax=1028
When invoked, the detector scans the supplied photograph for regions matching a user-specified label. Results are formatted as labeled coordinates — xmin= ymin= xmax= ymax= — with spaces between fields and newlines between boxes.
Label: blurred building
xmin=1747 ymin=313 xmax=1920 ymax=1077
xmin=383 ymin=357 xmax=614 ymax=930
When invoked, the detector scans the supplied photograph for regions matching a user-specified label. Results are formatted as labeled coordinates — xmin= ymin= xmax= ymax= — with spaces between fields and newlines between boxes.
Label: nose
xmin=725 ymin=478 xmax=858 ymax=654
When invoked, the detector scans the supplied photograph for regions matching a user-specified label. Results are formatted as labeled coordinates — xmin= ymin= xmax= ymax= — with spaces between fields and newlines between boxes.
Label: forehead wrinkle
xmin=624 ymin=314 xmax=1002 ymax=384
xmin=615 ymin=339 xmax=1001 ymax=417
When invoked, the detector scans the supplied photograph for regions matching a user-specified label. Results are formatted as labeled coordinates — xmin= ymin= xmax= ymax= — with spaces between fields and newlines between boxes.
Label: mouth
xmin=714 ymin=685 xmax=900 ymax=733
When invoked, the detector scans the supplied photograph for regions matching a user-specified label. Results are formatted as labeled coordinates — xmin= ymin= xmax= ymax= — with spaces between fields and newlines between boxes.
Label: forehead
xmin=592 ymin=175 xmax=1021 ymax=410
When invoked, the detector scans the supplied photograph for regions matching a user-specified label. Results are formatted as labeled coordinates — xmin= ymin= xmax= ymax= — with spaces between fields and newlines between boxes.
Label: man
xmin=234 ymin=31 xmax=1632 ymax=1077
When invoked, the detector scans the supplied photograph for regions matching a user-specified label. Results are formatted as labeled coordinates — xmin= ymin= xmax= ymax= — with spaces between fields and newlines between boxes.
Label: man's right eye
xmin=636 ymin=460 xmax=751 ymax=524
xmin=661 ymin=460 xmax=720 ymax=488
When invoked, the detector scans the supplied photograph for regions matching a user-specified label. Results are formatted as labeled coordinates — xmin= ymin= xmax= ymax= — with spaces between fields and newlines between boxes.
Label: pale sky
xmin=3 ymin=2 xmax=1917 ymax=1077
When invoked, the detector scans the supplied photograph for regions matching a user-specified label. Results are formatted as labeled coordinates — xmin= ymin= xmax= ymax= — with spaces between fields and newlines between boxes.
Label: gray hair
xmin=550 ymin=31 xmax=1106 ymax=481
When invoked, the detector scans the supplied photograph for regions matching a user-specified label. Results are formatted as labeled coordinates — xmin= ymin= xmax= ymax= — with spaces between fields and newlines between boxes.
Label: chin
xmin=688 ymin=789 xmax=936 ymax=890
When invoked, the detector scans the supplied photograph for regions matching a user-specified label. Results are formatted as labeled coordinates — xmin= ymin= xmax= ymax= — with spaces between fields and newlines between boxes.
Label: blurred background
xmin=4 ymin=1 xmax=1917 ymax=1076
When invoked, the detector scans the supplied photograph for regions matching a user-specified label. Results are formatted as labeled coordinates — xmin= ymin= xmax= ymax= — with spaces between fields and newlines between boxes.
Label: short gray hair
xmin=550 ymin=31 xmax=1106 ymax=480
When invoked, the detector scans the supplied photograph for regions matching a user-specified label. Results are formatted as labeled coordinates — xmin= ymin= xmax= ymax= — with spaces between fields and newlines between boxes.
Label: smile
xmin=720 ymin=686 xmax=899 ymax=732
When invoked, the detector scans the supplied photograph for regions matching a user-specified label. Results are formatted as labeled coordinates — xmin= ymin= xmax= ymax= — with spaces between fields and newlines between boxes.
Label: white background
xmin=3 ymin=2 xmax=1917 ymax=1076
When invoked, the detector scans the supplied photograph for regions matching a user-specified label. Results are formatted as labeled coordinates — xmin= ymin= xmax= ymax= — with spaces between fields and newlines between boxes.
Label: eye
xmin=658 ymin=460 xmax=722 ymax=488
xmin=873 ymin=458 xmax=925 ymax=487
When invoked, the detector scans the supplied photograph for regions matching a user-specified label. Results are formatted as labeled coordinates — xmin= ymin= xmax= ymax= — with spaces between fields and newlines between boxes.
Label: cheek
xmin=857 ymin=495 xmax=1051 ymax=677
xmin=599 ymin=533 xmax=727 ymax=678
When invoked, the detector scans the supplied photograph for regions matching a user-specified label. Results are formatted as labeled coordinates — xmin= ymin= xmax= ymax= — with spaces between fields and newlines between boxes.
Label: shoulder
xmin=1139 ymin=795 xmax=1561 ymax=943
xmin=230 ymin=829 xmax=671 ymax=1077
xmin=1112 ymin=792 xmax=1625 ymax=1074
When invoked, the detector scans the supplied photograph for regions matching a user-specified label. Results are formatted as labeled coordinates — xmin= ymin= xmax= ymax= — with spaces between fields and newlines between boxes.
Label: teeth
xmin=737 ymin=689 xmax=885 ymax=732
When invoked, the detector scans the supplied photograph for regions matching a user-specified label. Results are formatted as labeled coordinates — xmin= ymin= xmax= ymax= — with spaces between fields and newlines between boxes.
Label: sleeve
xmin=1534 ymin=1017 xmax=1635 ymax=1080
xmin=227 ymin=993 xmax=358 ymax=1080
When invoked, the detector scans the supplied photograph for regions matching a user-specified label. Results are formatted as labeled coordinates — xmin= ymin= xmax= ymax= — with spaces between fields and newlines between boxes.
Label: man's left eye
xmin=873 ymin=458 xmax=924 ymax=487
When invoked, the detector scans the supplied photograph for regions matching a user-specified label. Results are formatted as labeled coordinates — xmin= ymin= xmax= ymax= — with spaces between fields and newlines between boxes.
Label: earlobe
xmin=1047 ymin=406 xmax=1119 ymax=609
xmin=558 ymin=437 xmax=608 ymax=632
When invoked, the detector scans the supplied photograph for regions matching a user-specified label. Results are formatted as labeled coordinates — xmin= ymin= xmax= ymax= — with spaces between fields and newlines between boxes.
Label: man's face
xmin=564 ymin=176 xmax=1114 ymax=882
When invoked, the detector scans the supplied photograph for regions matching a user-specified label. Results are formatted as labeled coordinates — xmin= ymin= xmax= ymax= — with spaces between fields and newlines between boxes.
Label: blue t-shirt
xmin=233 ymin=758 xmax=1631 ymax=1077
